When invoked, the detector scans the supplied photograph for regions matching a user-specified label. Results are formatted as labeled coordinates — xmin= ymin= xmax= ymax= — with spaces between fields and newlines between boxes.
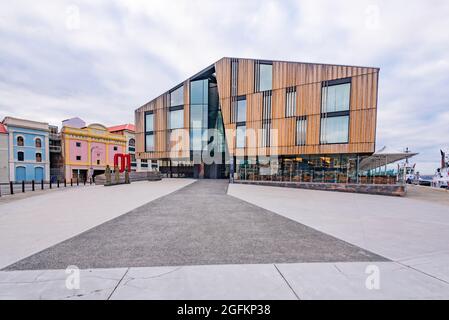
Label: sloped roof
xmin=108 ymin=124 xmax=135 ymax=133
xmin=359 ymin=146 xmax=419 ymax=171
xmin=0 ymin=123 xmax=7 ymax=134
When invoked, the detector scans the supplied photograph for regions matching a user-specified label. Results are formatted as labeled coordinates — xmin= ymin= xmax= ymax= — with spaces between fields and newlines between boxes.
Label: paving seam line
xmin=394 ymin=261 xmax=449 ymax=286
xmin=107 ymin=268 xmax=130 ymax=300
xmin=273 ymin=264 xmax=301 ymax=300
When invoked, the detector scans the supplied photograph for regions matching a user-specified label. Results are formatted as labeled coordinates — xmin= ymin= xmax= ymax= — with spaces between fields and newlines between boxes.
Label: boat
xmin=396 ymin=148 xmax=417 ymax=184
xmin=397 ymin=160 xmax=416 ymax=184
xmin=432 ymin=150 xmax=449 ymax=188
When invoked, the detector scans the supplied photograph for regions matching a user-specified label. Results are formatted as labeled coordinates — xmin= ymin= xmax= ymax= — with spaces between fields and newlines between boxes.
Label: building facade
xmin=61 ymin=121 xmax=126 ymax=181
xmin=0 ymin=123 xmax=8 ymax=183
xmin=134 ymin=58 xmax=379 ymax=181
xmin=49 ymin=125 xmax=64 ymax=182
xmin=108 ymin=124 xmax=158 ymax=172
xmin=2 ymin=117 xmax=50 ymax=182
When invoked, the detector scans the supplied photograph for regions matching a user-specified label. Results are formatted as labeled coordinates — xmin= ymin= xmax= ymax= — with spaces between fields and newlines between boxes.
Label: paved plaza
xmin=1 ymin=180 xmax=449 ymax=299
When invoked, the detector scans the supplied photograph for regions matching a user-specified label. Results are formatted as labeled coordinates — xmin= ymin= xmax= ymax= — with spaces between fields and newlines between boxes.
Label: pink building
xmin=61 ymin=121 xmax=126 ymax=181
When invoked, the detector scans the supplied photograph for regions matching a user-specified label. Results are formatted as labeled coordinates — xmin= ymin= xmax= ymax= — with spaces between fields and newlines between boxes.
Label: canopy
xmin=358 ymin=146 xmax=418 ymax=171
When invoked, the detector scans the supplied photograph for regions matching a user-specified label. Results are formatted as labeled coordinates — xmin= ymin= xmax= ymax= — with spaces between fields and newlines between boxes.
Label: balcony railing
xmin=49 ymin=146 xmax=62 ymax=153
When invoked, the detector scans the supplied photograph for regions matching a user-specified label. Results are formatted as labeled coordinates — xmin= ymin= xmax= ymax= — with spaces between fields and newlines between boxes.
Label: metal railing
xmin=0 ymin=178 xmax=94 ymax=197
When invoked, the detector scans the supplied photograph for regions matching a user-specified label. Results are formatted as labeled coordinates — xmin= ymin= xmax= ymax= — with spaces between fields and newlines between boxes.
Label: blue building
xmin=2 ymin=117 xmax=50 ymax=182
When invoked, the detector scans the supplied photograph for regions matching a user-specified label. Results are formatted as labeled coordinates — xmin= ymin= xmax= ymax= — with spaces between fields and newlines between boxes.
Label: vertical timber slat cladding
xmin=215 ymin=58 xmax=232 ymax=100
xmin=237 ymin=58 xmax=254 ymax=96
xmin=134 ymin=57 xmax=379 ymax=160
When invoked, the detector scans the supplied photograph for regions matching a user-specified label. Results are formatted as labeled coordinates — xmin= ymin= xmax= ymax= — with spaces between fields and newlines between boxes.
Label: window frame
xmin=169 ymin=85 xmax=184 ymax=107
xmin=168 ymin=106 xmax=184 ymax=130
xmin=320 ymin=78 xmax=351 ymax=145
xmin=35 ymin=138 xmax=42 ymax=148
xmin=35 ymin=152 xmax=42 ymax=162
xmin=17 ymin=136 xmax=24 ymax=146
xmin=285 ymin=86 xmax=297 ymax=118
xmin=236 ymin=123 xmax=246 ymax=149
xmin=236 ymin=96 xmax=247 ymax=123
xmin=296 ymin=116 xmax=307 ymax=146
xmin=144 ymin=111 xmax=155 ymax=152
xmin=255 ymin=61 xmax=273 ymax=92
xmin=17 ymin=151 xmax=24 ymax=161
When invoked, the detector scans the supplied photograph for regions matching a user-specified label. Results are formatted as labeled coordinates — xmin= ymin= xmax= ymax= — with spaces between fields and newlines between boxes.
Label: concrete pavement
xmin=228 ymin=183 xmax=449 ymax=285
xmin=2 ymin=261 xmax=449 ymax=299
xmin=1 ymin=180 xmax=449 ymax=299
xmin=5 ymin=180 xmax=384 ymax=270
xmin=0 ymin=179 xmax=195 ymax=269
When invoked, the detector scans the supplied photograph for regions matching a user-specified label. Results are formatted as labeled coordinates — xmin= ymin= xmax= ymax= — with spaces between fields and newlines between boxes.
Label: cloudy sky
xmin=0 ymin=0 xmax=447 ymax=174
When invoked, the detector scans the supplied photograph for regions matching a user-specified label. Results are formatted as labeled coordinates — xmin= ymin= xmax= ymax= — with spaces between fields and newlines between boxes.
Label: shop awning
xmin=358 ymin=146 xmax=418 ymax=171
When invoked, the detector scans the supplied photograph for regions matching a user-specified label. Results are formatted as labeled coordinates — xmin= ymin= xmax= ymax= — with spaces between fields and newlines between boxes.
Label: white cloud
xmin=0 ymin=0 xmax=448 ymax=174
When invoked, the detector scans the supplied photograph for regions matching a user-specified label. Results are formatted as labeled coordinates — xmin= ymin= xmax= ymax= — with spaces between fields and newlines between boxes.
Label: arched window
xmin=18 ymin=151 xmax=24 ymax=161
xmin=35 ymin=138 xmax=42 ymax=148
xmin=129 ymin=138 xmax=135 ymax=147
xmin=17 ymin=136 xmax=24 ymax=146
xmin=36 ymin=153 xmax=42 ymax=162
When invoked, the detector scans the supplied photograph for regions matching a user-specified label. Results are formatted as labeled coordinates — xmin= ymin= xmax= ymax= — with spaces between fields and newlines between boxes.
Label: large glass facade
xmin=234 ymin=154 xmax=359 ymax=183
xmin=190 ymin=79 xmax=208 ymax=152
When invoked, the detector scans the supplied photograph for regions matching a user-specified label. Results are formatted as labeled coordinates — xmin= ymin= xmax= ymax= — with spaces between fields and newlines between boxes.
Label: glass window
xmin=237 ymin=98 xmax=246 ymax=122
xmin=35 ymin=138 xmax=42 ymax=148
xmin=36 ymin=153 xmax=42 ymax=162
xmin=259 ymin=63 xmax=272 ymax=91
xmin=170 ymin=86 xmax=184 ymax=107
xmin=129 ymin=138 xmax=135 ymax=147
xmin=236 ymin=125 xmax=246 ymax=148
xmin=320 ymin=116 xmax=349 ymax=144
xmin=190 ymin=80 xmax=208 ymax=105
xmin=17 ymin=136 xmax=24 ymax=146
xmin=190 ymin=104 xmax=207 ymax=129
xmin=296 ymin=118 xmax=307 ymax=146
xmin=169 ymin=109 xmax=184 ymax=129
xmin=76 ymin=155 xmax=81 ymax=161
xmin=145 ymin=134 xmax=154 ymax=152
xmin=18 ymin=151 xmax=24 ymax=161
xmin=145 ymin=113 xmax=154 ymax=132
xmin=113 ymin=146 xmax=118 ymax=151
xmin=286 ymin=88 xmax=296 ymax=117
xmin=76 ymin=142 xmax=81 ymax=147
xmin=321 ymin=82 xmax=350 ymax=113
xmin=191 ymin=128 xmax=203 ymax=151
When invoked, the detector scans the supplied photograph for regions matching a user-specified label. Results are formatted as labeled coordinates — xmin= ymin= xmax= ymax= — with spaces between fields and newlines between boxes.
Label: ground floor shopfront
xmin=152 ymin=153 xmax=398 ymax=184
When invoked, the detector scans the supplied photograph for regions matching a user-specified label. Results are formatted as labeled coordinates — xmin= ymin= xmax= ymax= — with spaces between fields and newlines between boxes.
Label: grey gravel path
xmin=4 ymin=180 xmax=387 ymax=270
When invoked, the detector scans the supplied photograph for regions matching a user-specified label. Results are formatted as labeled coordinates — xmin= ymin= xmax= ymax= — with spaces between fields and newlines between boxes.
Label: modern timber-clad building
xmin=135 ymin=57 xmax=379 ymax=182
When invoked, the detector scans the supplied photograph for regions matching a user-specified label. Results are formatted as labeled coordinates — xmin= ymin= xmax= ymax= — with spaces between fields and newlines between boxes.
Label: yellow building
xmin=61 ymin=122 xmax=126 ymax=181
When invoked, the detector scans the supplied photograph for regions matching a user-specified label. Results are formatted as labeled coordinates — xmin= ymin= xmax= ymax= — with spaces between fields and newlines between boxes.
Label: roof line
xmin=136 ymin=56 xmax=380 ymax=111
